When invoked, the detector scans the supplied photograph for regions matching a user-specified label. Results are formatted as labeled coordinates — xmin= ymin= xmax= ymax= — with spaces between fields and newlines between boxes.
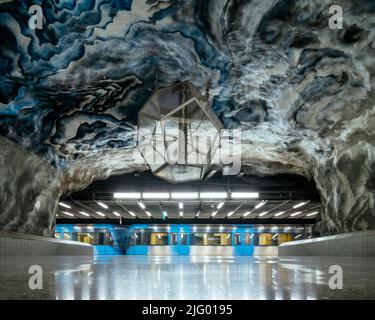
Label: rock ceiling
xmin=0 ymin=0 xmax=374 ymax=235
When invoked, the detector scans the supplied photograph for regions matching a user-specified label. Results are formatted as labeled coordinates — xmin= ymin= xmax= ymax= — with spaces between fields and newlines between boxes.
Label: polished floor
xmin=0 ymin=255 xmax=375 ymax=300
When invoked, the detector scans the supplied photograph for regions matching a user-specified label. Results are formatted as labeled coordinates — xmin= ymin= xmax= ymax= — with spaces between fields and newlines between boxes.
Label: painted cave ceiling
xmin=0 ymin=0 xmax=374 ymax=185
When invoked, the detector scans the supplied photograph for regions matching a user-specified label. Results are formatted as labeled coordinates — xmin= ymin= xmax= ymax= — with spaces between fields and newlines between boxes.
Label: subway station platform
xmin=1 ymin=255 xmax=375 ymax=300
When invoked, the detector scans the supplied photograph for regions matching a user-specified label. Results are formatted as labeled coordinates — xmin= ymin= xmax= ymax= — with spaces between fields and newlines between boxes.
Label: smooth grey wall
xmin=0 ymin=231 xmax=93 ymax=256
xmin=279 ymin=230 xmax=375 ymax=257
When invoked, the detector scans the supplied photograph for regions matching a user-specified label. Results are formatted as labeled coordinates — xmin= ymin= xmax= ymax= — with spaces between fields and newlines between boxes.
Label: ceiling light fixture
xmin=243 ymin=211 xmax=251 ymax=217
xmin=290 ymin=211 xmax=302 ymax=217
xmin=295 ymin=234 xmax=301 ymax=239
xmin=272 ymin=233 xmax=278 ymax=239
xmin=255 ymin=201 xmax=266 ymax=209
xmin=217 ymin=202 xmax=225 ymax=209
xmin=211 ymin=210 xmax=218 ymax=217
xmin=200 ymin=192 xmax=227 ymax=199
xmin=113 ymin=211 xmax=120 ymax=217
xmin=145 ymin=211 xmax=152 ymax=217
xmin=128 ymin=211 xmax=136 ymax=217
xmin=179 ymin=202 xmax=183 ymax=210
xmin=306 ymin=211 xmax=318 ymax=217
xmin=59 ymin=202 xmax=71 ymax=209
xmin=62 ymin=212 xmax=74 ymax=217
xmin=231 ymin=192 xmax=259 ymax=199
xmin=137 ymin=201 xmax=146 ymax=209
xmin=96 ymin=212 xmax=105 ymax=217
xmin=227 ymin=211 xmax=234 ymax=217
xmin=97 ymin=202 xmax=108 ymax=209
xmin=114 ymin=193 xmax=141 ymax=199
xmin=179 ymin=211 xmax=183 ymax=217
xmin=143 ymin=192 xmax=169 ymax=199
xmin=171 ymin=192 xmax=199 ymax=199
xmin=79 ymin=211 xmax=90 ymax=217
xmin=274 ymin=211 xmax=285 ymax=217
xmin=258 ymin=211 xmax=269 ymax=217
xmin=293 ymin=201 xmax=308 ymax=209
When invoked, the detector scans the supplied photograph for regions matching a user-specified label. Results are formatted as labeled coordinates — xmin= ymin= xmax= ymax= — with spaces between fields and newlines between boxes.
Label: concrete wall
xmin=279 ymin=230 xmax=375 ymax=257
xmin=0 ymin=231 xmax=93 ymax=256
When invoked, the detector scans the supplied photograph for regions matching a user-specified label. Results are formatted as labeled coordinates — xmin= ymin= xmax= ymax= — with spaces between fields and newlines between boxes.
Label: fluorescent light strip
xmin=243 ymin=211 xmax=251 ymax=217
xmin=231 ymin=192 xmax=259 ymax=199
xmin=293 ymin=201 xmax=308 ymax=209
xmin=143 ymin=192 xmax=169 ymax=199
xmin=258 ymin=211 xmax=269 ymax=217
xmin=217 ymin=202 xmax=225 ymax=209
xmin=227 ymin=211 xmax=234 ymax=217
xmin=211 ymin=210 xmax=218 ymax=217
xmin=145 ymin=211 xmax=152 ymax=217
xmin=179 ymin=211 xmax=183 ymax=217
xmin=114 ymin=193 xmax=141 ymax=199
xmin=128 ymin=211 xmax=136 ymax=217
xmin=200 ymin=192 xmax=227 ymax=199
xmin=295 ymin=234 xmax=301 ymax=239
xmin=137 ymin=201 xmax=146 ymax=209
xmin=255 ymin=201 xmax=266 ymax=209
xmin=62 ymin=212 xmax=74 ymax=217
xmin=96 ymin=211 xmax=105 ymax=217
xmin=113 ymin=211 xmax=120 ymax=217
xmin=97 ymin=202 xmax=108 ymax=209
xmin=179 ymin=202 xmax=183 ymax=210
xmin=59 ymin=202 xmax=71 ymax=209
xmin=274 ymin=211 xmax=285 ymax=217
xmin=272 ymin=233 xmax=278 ymax=239
xmin=79 ymin=211 xmax=90 ymax=217
xmin=290 ymin=211 xmax=302 ymax=217
xmin=306 ymin=211 xmax=318 ymax=217
xmin=171 ymin=192 xmax=199 ymax=199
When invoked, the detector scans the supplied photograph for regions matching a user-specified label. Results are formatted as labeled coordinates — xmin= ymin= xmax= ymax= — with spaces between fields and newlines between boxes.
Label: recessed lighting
xmin=114 ymin=193 xmax=141 ymax=199
xmin=171 ymin=192 xmax=198 ymax=199
xmin=293 ymin=201 xmax=308 ymax=209
xmin=137 ymin=201 xmax=146 ymax=209
xmin=231 ymin=192 xmax=259 ymax=199
xmin=128 ymin=211 xmax=136 ymax=217
xmin=97 ymin=202 xmax=108 ymax=209
xmin=79 ymin=211 xmax=90 ymax=217
xmin=113 ymin=211 xmax=120 ymax=217
xmin=258 ymin=211 xmax=269 ymax=217
xmin=179 ymin=202 xmax=183 ymax=210
xmin=96 ymin=211 xmax=105 ymax=217
xmin=306 ymin=211 xmax=318 ymax=217
xmin=274 ymin=211 xmax=285 ymax=217
xmin=217 ymin=202 xmax=225 ymax=209
xmin=200 ymin=192 xmax=228 ymax=199
xmin=255 ymin=201 xmax=266 ymax=209
xmin=59 ymin=202 xmax=71 ymax=209
xmin=62 ymin=212 xmax=74 ymax=217
xmin=143 ymin=192 xmax=169 ymax=199
xmin=290 ymin=211 xmax=302 ymax=217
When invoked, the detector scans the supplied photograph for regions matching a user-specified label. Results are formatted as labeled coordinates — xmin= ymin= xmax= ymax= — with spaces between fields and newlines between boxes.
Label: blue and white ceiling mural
xmin=0 ymin=0 xmax=374 ymax=234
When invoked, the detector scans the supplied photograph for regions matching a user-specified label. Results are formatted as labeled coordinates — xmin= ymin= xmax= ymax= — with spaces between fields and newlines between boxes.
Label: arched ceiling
xmin=0 ymin=0 xmax=374 ymax=234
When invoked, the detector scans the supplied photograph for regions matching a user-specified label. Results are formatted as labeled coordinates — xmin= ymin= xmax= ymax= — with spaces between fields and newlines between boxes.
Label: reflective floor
xmin=1 ymin=255 xmax=375 ymax=300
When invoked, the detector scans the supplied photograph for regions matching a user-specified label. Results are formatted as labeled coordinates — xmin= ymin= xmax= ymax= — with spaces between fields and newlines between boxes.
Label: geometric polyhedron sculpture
xmin=137 ymin=81 xmax=223 ymax=183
